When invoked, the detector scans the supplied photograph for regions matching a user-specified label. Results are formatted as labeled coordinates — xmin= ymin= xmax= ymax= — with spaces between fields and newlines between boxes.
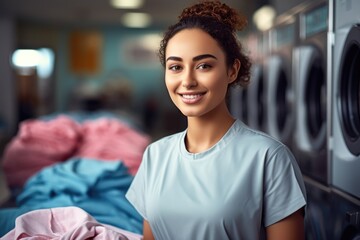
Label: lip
xmin=178 ymin=92 xmax=205 ymax=104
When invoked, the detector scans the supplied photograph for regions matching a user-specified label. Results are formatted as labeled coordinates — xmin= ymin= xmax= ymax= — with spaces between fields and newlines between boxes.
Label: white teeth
xmin=182 ymin=94 xmax=202 ymax=99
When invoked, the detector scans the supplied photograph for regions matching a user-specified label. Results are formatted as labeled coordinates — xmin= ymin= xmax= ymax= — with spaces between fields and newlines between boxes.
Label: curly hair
xmin=158 ymin=0 xmax=252 ymax=87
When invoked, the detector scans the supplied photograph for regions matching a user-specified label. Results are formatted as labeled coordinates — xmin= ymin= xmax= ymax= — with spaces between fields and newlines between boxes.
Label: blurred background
xmin=0 ymin=0 xmax=301 ymax=142
xmin=0 ymin=0 xmax=360 ymax=239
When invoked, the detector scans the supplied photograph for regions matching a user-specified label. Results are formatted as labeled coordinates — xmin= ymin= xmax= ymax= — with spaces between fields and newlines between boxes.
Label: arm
xmin=266 ymin=208 xmax=305 ymax=240
xmin=143 ymin=220 xmax=155 ymax=240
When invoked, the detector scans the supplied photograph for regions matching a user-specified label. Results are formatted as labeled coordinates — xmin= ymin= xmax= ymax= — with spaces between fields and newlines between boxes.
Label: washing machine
xmin=229 ymin=86 xmax=249 ymax=125
xmin=230 ymin=31 xmax=264 ymax=129
xmin=293 ymin=0 xmax=330 ymax=186
xmin=331 ymin=0 xmax=360 ymax=238
xmin=303 ymin=177 xmax=333 ymax=240
xmin=246 ymin=31 xmax=269 ymax=132
xmin=332 ymin=0 xmax=360 ymax=200
xmin=331 ymin=190 xmax=360 ymax=240
xmin=265 ymin=13 xmax=298 ymax=149
xmin=291 ymin=4 xmax=334 ymax=239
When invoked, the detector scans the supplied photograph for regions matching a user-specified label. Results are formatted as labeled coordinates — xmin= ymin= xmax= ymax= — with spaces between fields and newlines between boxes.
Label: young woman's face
xmin=165 ymin=28 xmax=238 ymax=118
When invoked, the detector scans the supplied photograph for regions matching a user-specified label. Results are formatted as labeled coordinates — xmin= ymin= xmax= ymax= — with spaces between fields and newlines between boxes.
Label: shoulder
xmin=147 ymin=131 xmax=184 ymax=151
xmin=235 ymin=122 xmax=288 ymax=157
xmin=238 ymin=126 xmax=300 ymax=177
xmin=142 ymin=131 xmax=185 ymax=165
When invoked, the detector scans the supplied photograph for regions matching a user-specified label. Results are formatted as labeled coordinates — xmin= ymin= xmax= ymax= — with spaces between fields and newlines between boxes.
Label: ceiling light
xmin=11 ymin=48 xmax=55 ymax=77
xmin=253 ymin=5 xmax=276 ymax=31
xmin=12 ymin=49 xmax=41 ymax=68
xmin=141 ymin=34 xmax=162 ymax=49
xmin=121 ymin=13 xmax=151 ymax=28
xmin=110 ymin=0 xmax=144 ymax=9
xmin=37 ymin=48 xmax=55 ymax=79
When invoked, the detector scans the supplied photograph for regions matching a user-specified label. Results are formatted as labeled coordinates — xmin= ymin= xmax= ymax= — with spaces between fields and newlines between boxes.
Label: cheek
xmin=164 ymin=77 xmax=171 ymax=90
xmin=208 ymin=74 xmax=228 ymax=90
xmin=165 ymin=77 xmax=176 ymax=94
xmin=165 ymin=72 xmax=180 ymax=87
xmin=210 ymin=77 xmax=230 ymax=99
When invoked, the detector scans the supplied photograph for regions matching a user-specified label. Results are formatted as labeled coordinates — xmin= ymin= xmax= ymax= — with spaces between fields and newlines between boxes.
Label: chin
xmin=180 ymin=110 xmax=208 ymax=118
xmin=179 ymin=110 xmax=197 ymax=117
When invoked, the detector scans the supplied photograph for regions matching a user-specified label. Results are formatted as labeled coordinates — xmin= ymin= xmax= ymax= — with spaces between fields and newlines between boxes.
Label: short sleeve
xmin=126 ymin=146 xmax=149 ymax=220
xmin=263 ymin=145 xmax=307 ymax=227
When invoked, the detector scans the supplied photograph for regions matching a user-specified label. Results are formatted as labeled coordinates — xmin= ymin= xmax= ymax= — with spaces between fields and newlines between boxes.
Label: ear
xmin=228 ymin=59 xmax=241 ymax=84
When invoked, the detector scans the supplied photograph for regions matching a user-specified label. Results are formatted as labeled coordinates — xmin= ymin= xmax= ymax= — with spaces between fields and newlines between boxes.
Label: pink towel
xmin=1 ymin=206 xmax=143 ymax=240
xmin=1 ymin=116 xmax=150 ymax=188
xmin=2 ymin=116 xmax=81 ymax=187
xmin=74 ymin=118 xmax=150 ymax=175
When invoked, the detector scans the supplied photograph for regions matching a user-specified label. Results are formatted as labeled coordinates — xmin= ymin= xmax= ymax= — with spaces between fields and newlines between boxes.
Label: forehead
xmin=166 ymin=28 xmax=225 ymax=59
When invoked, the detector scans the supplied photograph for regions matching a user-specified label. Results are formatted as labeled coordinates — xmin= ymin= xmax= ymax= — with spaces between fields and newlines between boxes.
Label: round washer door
xmin=266 ymin=55 xmax=294 ymax=143
xmin=339 ymin=24 xmax=360 ymax=156
xmin=302 ymin=46 xmax=327 ymax=150
xmin=241 ymin=88 xmax=249 ymax=125
xmin=255 ymin=66 xmax=265 ymax=131
xmin=248 ymin=64 xmax=266 ymax=131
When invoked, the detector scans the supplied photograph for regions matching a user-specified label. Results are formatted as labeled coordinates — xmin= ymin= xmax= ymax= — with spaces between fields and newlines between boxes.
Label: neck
xmin=185 ymin=108 xmax=235 ymax=153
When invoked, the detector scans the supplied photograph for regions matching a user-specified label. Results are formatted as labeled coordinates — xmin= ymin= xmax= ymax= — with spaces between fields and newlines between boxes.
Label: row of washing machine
xmin=230 ymin=0 xmax=360 ymax=239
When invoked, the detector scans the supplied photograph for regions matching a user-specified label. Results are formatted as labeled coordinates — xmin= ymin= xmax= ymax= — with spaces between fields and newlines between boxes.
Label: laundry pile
xmin=1 ymin=206 xmax=142 ymax=240
xmin=0 ymin=112 xmax=150 ymax=237
xmin=2 ymin=114 xmax=150 ymax=188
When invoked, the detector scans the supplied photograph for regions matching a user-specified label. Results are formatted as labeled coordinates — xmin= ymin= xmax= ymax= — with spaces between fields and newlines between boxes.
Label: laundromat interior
xmin=0 ymin=0 xmax=359 ymax=239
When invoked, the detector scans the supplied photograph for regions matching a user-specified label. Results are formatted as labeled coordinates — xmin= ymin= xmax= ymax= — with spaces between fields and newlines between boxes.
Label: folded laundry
xmin=1 ymin=206 xmax=142 ymax=240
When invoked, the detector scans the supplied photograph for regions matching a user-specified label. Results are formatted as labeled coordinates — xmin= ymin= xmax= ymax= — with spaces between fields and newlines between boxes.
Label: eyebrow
xmin=166 ymin=54 xmax=217 ymax=62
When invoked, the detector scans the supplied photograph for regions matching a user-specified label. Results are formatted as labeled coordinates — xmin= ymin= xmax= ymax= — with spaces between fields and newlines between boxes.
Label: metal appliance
xmin=293 ymin=0 xmax=329 ymax=186
xmin=291 ymin=2 xmax=334 ymax=238
xmin=331 ymin=192 xmax=360 ymax=240
xmin=264 ymin=12 xmax=298 ymax=149
xmin=246 ymin=31 xmax=269 ymax=132
xmin=332 ymin=0 xmax=360 ymax=201
xmin=229 ymin=86 xmax=249 ymax=125
xmin=331 ymin=0 xmax=360 ymax=238
xmin=230 ymin=32 xmax=266 ymax=126
xmin=303 ymin=177 xmax=333 ymax=240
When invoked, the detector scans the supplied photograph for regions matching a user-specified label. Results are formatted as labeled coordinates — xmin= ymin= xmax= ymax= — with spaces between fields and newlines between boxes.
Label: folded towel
xmin=1 ymin=206 xmax=142 ymax=240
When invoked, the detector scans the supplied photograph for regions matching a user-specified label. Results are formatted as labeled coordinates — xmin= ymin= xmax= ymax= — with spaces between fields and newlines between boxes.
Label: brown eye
xmin=168 ymin=65 xmax=182 ymax=71
xmin=196 ymin=63 xmax=212 ymax=70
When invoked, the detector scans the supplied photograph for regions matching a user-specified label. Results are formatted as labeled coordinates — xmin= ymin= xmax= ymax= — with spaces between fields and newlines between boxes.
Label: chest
xmin=146 ymin=151 xmax=264 ymax=225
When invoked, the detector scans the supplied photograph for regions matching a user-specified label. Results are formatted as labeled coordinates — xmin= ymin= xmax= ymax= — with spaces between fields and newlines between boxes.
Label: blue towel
xmin=0 ymin=157 xmax=142 ymax=237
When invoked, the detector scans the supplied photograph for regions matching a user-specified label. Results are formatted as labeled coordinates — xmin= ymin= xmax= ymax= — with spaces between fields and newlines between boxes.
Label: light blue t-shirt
xmin=126 ymin=120 xmax=306 ymax=240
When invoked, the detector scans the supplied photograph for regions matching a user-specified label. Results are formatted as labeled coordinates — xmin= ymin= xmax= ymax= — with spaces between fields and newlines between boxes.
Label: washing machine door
xmin=241 ymin=88 xmax=249 ymax=125
xmin=229 ymin=87 xmax=248 ymax=124
xmin=248 ymin=64 xmax=266 ymax=131
xmin=295 ymin=45 xmax=327 ymax=151
xmin=338 ymin=24 xmax=360 ymax=156
xmin=266 ymin=55 xmax=294 ymax=145
xmin=229 ymin=87 xmax=242 ymax=119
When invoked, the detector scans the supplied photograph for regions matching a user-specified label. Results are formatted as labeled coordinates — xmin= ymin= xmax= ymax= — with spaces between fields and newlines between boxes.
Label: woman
xmin=126 ymin=1 xmax=307 ymax=239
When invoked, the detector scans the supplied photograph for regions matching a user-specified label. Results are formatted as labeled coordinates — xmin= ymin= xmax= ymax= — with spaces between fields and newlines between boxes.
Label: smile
xmin=179 ymin=93 xmax=205 ymax=104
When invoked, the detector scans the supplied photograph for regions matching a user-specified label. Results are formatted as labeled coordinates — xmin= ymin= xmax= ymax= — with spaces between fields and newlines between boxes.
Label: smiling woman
xmin=125 ymin=1 xmax=307 ymax=240
xmin=164 ymin=29 xmax=237 ymax=118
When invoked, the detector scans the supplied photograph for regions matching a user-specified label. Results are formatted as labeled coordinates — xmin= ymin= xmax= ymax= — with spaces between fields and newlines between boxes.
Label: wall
xmin=271 ymin=0 xmax=306 ymax=14
xmin=0 ymin=18 xmax=17 ymax=138
xmin=17 ymin=23 xmax=169 ymax=112
xmin=11 ymin=22 xmax=187 ymax=138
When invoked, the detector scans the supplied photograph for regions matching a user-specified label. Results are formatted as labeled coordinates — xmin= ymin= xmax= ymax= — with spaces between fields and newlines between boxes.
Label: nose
xmin=182 ymin=69 xmax=197 ymax=89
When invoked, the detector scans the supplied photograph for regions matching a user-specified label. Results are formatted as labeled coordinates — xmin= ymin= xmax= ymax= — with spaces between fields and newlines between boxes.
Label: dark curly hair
xmin=158 ymin=0 xmax=251 ymax=87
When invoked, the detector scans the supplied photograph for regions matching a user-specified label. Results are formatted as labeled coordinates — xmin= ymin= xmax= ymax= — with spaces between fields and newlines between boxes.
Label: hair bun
xmin=179 ymin=0 xmax=247 ymax=31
